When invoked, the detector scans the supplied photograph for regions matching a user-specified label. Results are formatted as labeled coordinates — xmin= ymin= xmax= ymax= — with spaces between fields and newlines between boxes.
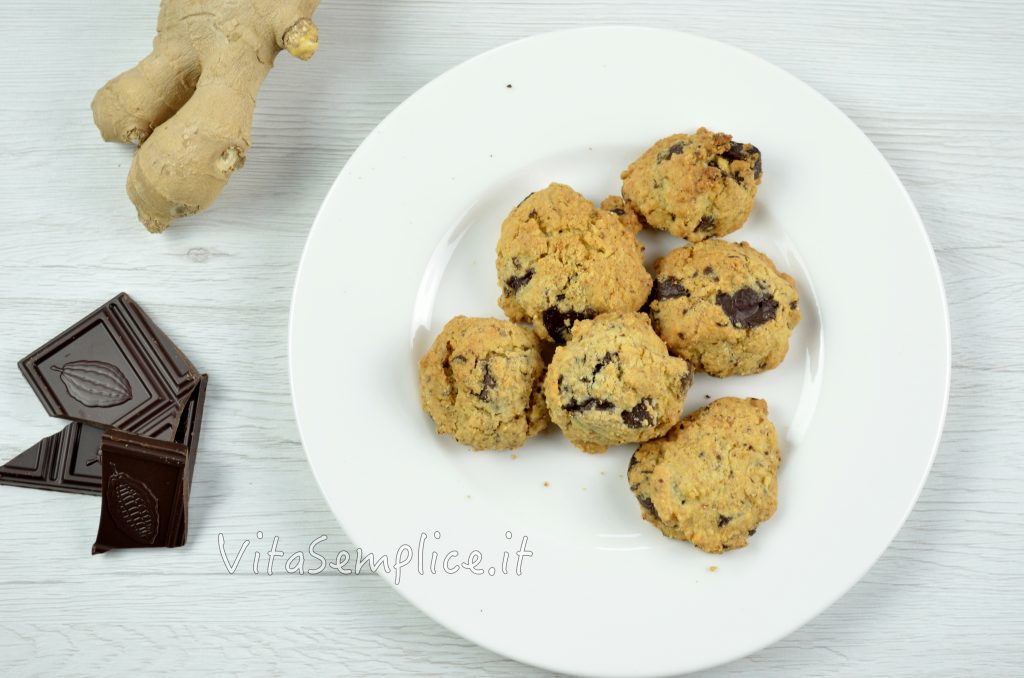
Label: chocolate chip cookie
xmin=419 ymin=316 xmax=548 ymax=451
xmin=496 ymin=183 xmax=652 ymax=344
xmin=621 ymin=128 xmax=762 ymax=241
xmin=628 ymin=397 xmax=780 ymax=553
xmin=648 ymin=240 xmax=800 ymax=377
xmin=543 ymin=312 xmax=692 ymax=453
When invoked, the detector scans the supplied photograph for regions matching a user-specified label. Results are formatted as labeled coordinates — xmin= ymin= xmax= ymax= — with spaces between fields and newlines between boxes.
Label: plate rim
xmin=288 ymin=25 xmax=952 ymax=676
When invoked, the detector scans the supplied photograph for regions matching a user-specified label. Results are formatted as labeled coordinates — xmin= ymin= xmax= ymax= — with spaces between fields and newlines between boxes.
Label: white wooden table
xmin=2 ymin=1 xmax=1022 ymax=675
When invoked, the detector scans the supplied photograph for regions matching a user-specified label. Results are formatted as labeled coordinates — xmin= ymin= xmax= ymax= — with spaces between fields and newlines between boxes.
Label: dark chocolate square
xmin=1 ymin=375 xmax=208 ymax=504
xmin=19 ymin=293 xmax=199 ymax=441
xmin=0 ymin=422 xmax=104 ymax=494
xmin=92 ymin=430 xmax=187 ymax=554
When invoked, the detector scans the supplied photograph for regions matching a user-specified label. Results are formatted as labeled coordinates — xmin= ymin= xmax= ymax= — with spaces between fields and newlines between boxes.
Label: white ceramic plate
xmin=290 ymin=27 xmax=950 ymax=677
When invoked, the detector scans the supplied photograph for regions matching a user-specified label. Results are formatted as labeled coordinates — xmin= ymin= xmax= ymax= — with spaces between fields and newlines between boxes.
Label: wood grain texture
xmin=1 ymin=0 xmax=1022 ymax=675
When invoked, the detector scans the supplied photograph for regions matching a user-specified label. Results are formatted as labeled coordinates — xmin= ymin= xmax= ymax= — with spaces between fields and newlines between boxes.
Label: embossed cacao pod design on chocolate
xmin=51 ymin=360 xmax=132 ymax=408
xmin=106 ymin=469 xmax=159 ymax=544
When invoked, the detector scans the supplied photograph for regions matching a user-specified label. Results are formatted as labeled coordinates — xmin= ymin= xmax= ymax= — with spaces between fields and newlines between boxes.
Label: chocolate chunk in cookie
xmin=621 ymin=399 xmax=655 ymax=429
xmin=541 ymin=306 xmax=596 ymax=345
xmin=564 ymin=397 xmax=616 ymax=413
xmin=504 ymin=268 xmax=535 ymax=293
xmin=716 ymin=287 xmax=779 ymax=329
xmin=650 ymin=277 xmax=690 ymax=301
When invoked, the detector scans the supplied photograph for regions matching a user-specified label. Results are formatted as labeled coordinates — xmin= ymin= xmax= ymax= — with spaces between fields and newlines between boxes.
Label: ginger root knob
xmin=283 ymin=18 xmax=319 ymax=60
xmin=216 ymin=147 xmax=246 ymax=176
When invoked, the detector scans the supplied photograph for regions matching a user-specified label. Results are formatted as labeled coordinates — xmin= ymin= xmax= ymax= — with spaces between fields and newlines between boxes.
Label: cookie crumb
xmin=543 ymin=481 xmax=550 ymax=487
xmin=705 ymin=394 xmax=710 ymax=399
xmin=709 ymin=565 xmax=718 ymax=572
xmin=511 ymin=453 xmax=518 ymax=460
xmin=506 ymin=83 xmax=512 ymax=88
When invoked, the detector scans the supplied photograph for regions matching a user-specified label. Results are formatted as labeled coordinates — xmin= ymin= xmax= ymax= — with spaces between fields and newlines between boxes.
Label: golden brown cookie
xmin=543 ymin=312 xmax=692 ymax=453
xmin=419 ymin=316 xmax=548 ymax=450
xmin=648 ymin=240 xmax=800 ymax=377
xmin=496 ymin=183 xmax=652 ymax=344
xmin=628 ymin=398 xmax=780 ymax=553
xmin=621 ymin=128 xmax=762 ymax=241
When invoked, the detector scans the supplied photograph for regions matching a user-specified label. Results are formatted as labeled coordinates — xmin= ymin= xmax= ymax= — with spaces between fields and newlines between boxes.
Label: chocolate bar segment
xmin=172 ymin=374 xmax=208 ymax=546
xmin=0 ymin=422 xmax=104 ymax=494
xmin=92 ymin=430 xmax=187 ymax=554
xmin=19 ymin=293 xmax=199 ymax=441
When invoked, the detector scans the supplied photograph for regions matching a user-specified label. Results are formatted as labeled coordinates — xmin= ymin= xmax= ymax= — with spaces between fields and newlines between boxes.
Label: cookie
xmin=496 ymin=183 xmax=652 ymax=344
xmin=599 ymin=195 xmax=644 ymax=234
xmin=628 ymin=397 xmax=780 ymax=553
xmin=648 ymin=240 xmax=800 ymax=377
xmin=419 ymin=316 xmax=548 ymax=450
xmin=543 ymin=312 xmax=692 ymax=453
xmin=621 ymin=128 xmax=762 ymax=241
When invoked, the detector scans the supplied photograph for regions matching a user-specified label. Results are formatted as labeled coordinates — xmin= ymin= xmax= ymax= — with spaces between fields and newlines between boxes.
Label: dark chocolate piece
xmin=504 ymin=268 xmax=534 ymax=293
xmin=475 ymin=364 xmax=496 ymax=403
xmin=172 ymin=374 xmax=208 ymax=546
xmin=716 ymin=287 xmax=779 ymax=329
xmin=696 ymin=215 xmax=717 ymax=233
xmin=636 ymin=493 xmax=659 ymax=520
xmin=621 ymin=399 xmax=655 ymax=429
xmin=563 ymin=397 xmax=615 ymax=413
xmin=19 ymin=293 xmax=199 ymax=441
xmin=93 ymin=430 xmax=188 ymax=554
xmin=0 ymin=422 xmax=104 ymax=495
xmin=650 ymin=277 xmax=690 ymax=301
xmin=721 ymin=141 xmax=750 ymax=162
xmin=721 ymin=141 xmax=762 ymax=180
xmin=92 ymin=374 xmax=206 ymax=552
xmin=592 ymin=352 xmax=616 ymax=376
xmin=0 ymin=374 xmax=206 ymax=505
xmin=541 ymin=307 xmax=595 ymax=344
xmin=680 ymin=370 xmax=693 ymax=393
xmin=657 ymin=141 xmax=688 ymax=162
xmin=175 ymin=375 xmax=207 ymax=490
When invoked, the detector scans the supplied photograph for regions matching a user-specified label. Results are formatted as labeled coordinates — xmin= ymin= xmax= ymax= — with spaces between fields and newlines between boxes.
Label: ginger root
xmin=92 ymin=0 xmax=321 ymax=232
